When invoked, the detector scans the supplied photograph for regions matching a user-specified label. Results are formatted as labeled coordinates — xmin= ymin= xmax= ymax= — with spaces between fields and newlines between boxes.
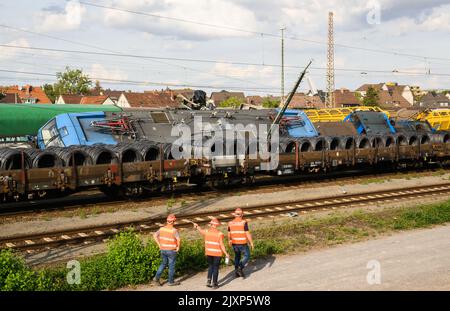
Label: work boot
xmin=212 ymin=283 xmax=219 ymax=289
xmin=238 ymin=267 xmax=245 ymax=278
xmin=152 ymin=277 xmax=163 ymax=286
xmin=206 ymin=279 xmax=212 ymax=288
xmin=235 ymin=268 xmax=240 ymax=277
xmin=168 ymin=281 xmax=181 ymax=286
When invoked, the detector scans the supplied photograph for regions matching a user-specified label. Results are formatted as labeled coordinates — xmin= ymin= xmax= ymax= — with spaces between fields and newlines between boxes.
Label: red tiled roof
xmin=59 ymin=95 xmax=83 ymax=104
xmin=0 ymin=85 xmax=52 ymax=104
xmin=122 ymin=92 xmax=180 ymax=108
xmin=355 ymin=83 xmax=384 ymax=92
xmin=0 ymin=93 xmax=21 ymax=103
xmin=377 ymin=90 xmax=410 ymax=109
xmin=246 ymin=96 xmax=263 ymax=106
xmin=288 ymin=93 xmax=325 ymax=109
xmin=334 ymin=89 xmax=361 ymax=106
xmin=210 ymin=91 xmax=246 ymax=104
xmin=80 ymin=95 xmax=109 ymax=105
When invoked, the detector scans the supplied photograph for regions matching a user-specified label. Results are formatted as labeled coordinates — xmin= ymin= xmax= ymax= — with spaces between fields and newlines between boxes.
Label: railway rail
xmin=3 ymin=182 xmax=450 ymax=253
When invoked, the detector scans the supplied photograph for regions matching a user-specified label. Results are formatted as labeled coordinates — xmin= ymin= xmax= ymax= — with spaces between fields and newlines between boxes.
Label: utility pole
xmin=280 ymin=27 xmax=286 ymax=106
xmin=326 ymin=12 xmax=335 ymax=108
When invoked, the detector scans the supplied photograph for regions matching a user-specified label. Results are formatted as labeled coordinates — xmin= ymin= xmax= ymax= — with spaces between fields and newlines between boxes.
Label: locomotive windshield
xmin=39 ymin=119 xmax=64 ymax=148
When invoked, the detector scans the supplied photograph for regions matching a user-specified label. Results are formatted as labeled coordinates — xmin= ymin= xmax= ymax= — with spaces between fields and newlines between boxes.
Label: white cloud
xmin=102 ymin=0 xmax=259 ymax=40
xmin=419 ymin=4 xmax=450 ymax=32
xmin=87 ymin=64 xmax=128 ymax=81
xmin=37 ymin=0 xmax=86 ymax=32
xmin=211 ymin=63 xmax=274 ymax=79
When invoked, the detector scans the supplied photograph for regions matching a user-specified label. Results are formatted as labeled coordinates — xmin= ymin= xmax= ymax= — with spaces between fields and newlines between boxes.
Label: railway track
xmin=3 ymin=182 xmax=450 ymax=253
xmin=1 ymin=166 xmax=448 ymax=218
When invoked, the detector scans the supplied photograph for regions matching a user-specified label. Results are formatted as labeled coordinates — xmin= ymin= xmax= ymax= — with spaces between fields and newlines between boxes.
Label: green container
xmin=0 ymin=104 xmax=123 ymax=137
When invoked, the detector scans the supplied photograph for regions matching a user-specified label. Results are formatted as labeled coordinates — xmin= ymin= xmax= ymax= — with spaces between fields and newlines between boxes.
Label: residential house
xmin=288 ymin=93 xmax=325 ymax=109
xmin=0 ymin=93 xmax=21 ymax=104
xmin=377 ymin=90 xmax=410 ymax=109
xmin=355 ymin=83 xmax=385 ymax=96
xmin=116 ymin=91 xmax=180 ymax=108
xmin=0 ymin=85 xmax=52 ymax=104
xmin=410 ymin=85 xmax=427 ymax=99
xmin=417 ymin=93 xmax=450 ymax=108
xmin=90 ymin=89 xmax=124 ymax=104
xmin=356 ymin=82 xmax=414 ymax=105
xmin=55 ymin=95 xmax=115 ymax=105
xmin=210 ymin=90 xmax=246 ymax=106
xmin=246 ymin=96 xmax=264 ymax=106
xmin=334 ymin=89 xmax=361 ymax=107
xmin=163 ymin=88 xmax=195 ymax=101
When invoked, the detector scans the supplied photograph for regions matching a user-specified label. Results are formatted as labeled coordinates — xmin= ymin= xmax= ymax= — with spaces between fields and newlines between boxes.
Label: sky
xmin=0 ymin=0 xmax=450 ymax=96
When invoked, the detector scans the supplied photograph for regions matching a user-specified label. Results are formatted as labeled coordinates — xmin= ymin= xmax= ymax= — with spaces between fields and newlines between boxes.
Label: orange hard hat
xmin=233 ymin=208 xmax=243 ymax=216
xmin=209 ymin=217 xmax=221 ymax=226
xmin=167 ymin=214 xmax=176 ymax=223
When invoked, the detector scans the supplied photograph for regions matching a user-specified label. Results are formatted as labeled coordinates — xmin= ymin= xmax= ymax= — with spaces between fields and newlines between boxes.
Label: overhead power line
xmin=0 ymin=68 xmax=283 ymax=94
xmin=0 ymin=24 xmax=274 ymax=89
xmin=1 ymin=44 xmax=449 ymax=78
xmin=78 ymin=0 xmax=450 ymax=62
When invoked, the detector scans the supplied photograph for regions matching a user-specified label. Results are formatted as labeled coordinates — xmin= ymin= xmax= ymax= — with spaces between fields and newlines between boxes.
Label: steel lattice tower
xmin=326 ymin=12 xmax=335 ymax=108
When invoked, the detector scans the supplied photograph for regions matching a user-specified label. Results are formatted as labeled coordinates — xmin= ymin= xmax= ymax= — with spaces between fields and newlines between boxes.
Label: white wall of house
xmin=55 ymin=96 xmax=65 ymax=104
xmin=401 ymin=87 xmax=414 ymax=105
xmin=116 ymin=93 xmax=131 ymax=108
xmin=102 ymin=97 xmax=115 ymax=105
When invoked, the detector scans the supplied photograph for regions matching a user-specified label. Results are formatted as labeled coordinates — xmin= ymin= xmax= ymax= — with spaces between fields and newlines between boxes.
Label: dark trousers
xmin=207 ymin=256 xmax=221 ymax=284
xmin=233 ymin=244 xmax=250 ymax=270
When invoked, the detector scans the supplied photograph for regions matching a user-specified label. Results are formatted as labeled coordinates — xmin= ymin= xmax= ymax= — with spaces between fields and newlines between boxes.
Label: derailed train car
xmin=1 ymin=105 xmax=450 ymax=203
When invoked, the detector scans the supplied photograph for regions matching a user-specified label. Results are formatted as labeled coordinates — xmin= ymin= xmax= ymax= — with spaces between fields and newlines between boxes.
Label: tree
xmin=42 ymin=84 xmax=57 ymax=103
xmin=262 ymin=97 xmax=280 ymax=108
xmin=50 ymin=67 xmax=92 ymax=97
xmin=362 ymin=86 xmax=380 ymax=107
xmin=219 ymin=96 xmax=244 ymax=108
xmin=94 ymin=80 xmax=103 ymax=94
xmin=354 ymin=92 xmax=363 ymax=103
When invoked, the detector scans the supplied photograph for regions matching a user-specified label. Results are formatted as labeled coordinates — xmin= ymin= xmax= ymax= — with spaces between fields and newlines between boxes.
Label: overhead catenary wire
xmin=0 ymin=24 xmax=275 ymax=89
xmin=0 ymin=68 xmax=285 ymax=94
xmin=1 ymin=44 xmax=450 ymax=78
xmin=78 ymin=0 xmax=450 ymax=63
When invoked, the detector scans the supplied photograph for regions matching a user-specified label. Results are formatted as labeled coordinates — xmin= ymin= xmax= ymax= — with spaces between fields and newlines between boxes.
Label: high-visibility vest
xmin=159 ymin=226 xmax=178 ymax=251
xmin=205 ymin=229 xmax=224 ymax=257
xmin=228 ymin=218 xmax=248 ymax=245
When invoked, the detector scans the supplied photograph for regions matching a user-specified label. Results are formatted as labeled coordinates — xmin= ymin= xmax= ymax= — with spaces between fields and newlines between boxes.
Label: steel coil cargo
xmin=47 ymin=146 xmax=93 ymax=166
xmin=81 ymin=145 xmax=118 ymax=165
xmin=0 ymin=148 xmax=31 ymax=170
xmin=108 ymin=143 xmax=143 ymax=163
xmin=21 ymin=148 xmax=63 ymax=168
xmin=131 ymin=140 xmax=160 ymax=161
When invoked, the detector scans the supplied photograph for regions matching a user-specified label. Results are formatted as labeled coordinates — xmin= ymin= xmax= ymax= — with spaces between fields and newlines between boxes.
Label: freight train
xmin=1 ymin=66 xmax=450 ymax=203
xmin=0 ymin=104 xmax=449 ymax=203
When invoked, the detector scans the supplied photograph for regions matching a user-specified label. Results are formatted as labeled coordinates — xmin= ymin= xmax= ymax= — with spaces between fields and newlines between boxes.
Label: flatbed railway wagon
xmin=1 ymin=106 xmax=450 ymax=203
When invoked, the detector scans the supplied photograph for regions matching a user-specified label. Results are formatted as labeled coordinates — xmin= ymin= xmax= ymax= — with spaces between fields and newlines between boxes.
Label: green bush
xmin=176 ymin=240 xmax=207 ymax=274
xmin=0 ymin=249 xmax=34 ymax=290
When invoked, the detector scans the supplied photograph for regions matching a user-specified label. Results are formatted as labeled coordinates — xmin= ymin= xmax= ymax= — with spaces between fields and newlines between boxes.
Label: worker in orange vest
xmin=228 ymin=208 xmax=254 ymax=278
xmin=194 ymin=218 xmax=230 ymax=289
xmin=152 ymin=214 xmax=181 ymax=286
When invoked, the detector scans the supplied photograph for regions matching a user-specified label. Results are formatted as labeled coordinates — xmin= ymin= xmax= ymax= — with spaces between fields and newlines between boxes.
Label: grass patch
xmin=2 ymin=199 xmax=450 ymax=291
xmin=359 ymin=178 xmax=386 ymax=185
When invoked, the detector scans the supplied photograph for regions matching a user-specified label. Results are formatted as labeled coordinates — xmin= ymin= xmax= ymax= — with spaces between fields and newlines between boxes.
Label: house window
xmin=23 ymin=98 xmax=36 ymax=104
